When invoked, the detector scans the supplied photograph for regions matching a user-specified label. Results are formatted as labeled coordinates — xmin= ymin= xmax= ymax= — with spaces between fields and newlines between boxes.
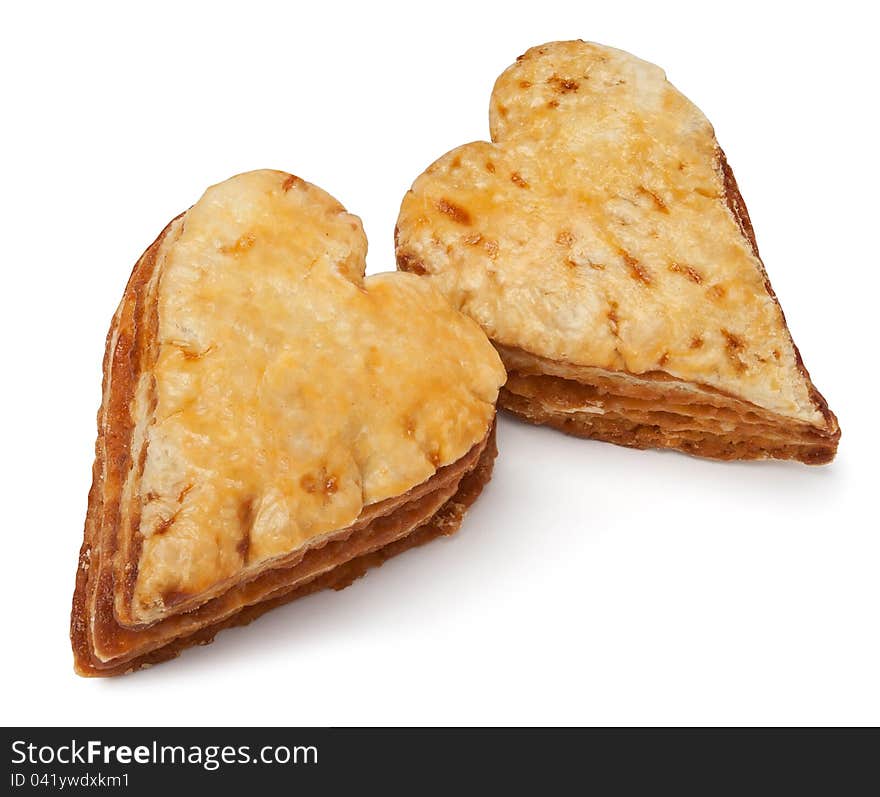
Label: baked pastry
xmin=72 ymin=170 xmax=505 ymax=675
xmin=396 ymin=41 xmax=839 ymax=463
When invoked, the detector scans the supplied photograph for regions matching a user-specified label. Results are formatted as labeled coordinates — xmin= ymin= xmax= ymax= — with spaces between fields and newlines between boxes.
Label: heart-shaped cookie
xmin=72 ymin=170 xmax=505 ymax=675
xmin=396 ymin=41 xmax=838 ymax=463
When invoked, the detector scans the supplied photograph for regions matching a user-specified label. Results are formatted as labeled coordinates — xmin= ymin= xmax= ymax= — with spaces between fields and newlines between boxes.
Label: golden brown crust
xmin=395 ymin=40 xmax=839 ymax=463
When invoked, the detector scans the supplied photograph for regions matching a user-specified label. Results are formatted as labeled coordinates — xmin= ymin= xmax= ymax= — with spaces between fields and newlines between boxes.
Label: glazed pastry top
xmin=129 ymin=170 xmax=504 ymax=623
xmin=396 ymin=41 xmax=825 ymax=426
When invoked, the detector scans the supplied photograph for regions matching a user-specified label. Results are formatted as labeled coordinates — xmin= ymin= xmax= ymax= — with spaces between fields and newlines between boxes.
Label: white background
xmin=2 ymin=1 xmax=877 ymax=726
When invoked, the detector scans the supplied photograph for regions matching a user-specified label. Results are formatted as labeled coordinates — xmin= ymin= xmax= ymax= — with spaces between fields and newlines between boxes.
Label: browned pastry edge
xmin=716 ymin=148 xmax=837 ymax=439
xmin=71 ymin=218 xmax=499 ymax=676
xmin=71 ymin=217 xmax=173 ymax=674
xmin=395 ymin=147 xmax=840 ymax=464
xmin=500 ymin=387 xmax=832 ymax=463
xmin=72 ymin=426 xmax=496 ymax=677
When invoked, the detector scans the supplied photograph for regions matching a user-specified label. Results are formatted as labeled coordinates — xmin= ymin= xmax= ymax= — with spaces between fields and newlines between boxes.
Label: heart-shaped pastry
xmin=72 ymin=170 xmax=505 ymax=675
xmin=396 ymin=41 xmax=839 ymax=463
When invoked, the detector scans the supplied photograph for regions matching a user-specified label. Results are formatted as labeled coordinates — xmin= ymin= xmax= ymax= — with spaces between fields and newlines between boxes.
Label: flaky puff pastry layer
xmin=72 ymin=171 xmax=504 ymax=674
xmin=396 ymin=41 xmax=838 ymax=463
